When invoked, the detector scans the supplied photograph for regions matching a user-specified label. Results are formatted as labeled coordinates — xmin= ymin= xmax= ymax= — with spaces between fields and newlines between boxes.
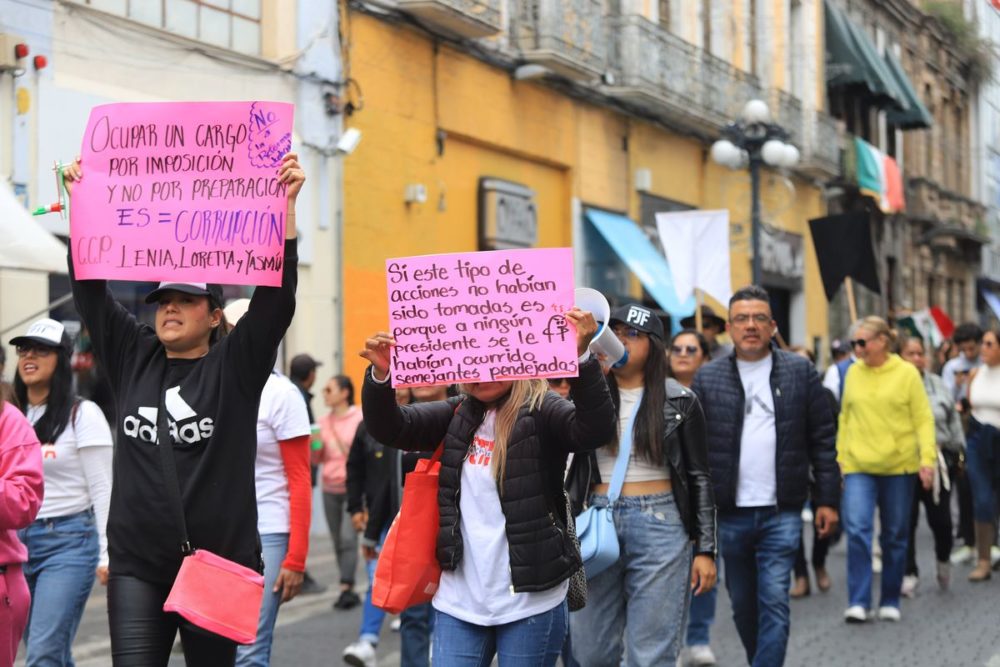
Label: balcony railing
xmin=772 ymin=89 xmax=803 ymax=144
xmin=515 ymin=0 xmax=606 ymax=80
xmin=908 ymin=178 xmax=986 ymax=233
xmin=397 ymin=0 xmax=503 ymax=38
xmin=606 ymin=15 xmax=765 ymax=136
xmin=800 ymin=110 xmax=841 ymax=178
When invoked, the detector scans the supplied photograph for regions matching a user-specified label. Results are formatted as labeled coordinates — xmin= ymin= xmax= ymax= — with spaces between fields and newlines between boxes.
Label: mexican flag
xmin=897 ymin=307 xmax=956 ymax=348
xmin=851 ymin=137 xmax=906 ymax=214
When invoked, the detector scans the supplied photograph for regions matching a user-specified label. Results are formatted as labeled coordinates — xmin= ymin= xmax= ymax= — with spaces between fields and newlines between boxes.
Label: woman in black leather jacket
xmin=567 ymin=304 xmax=716 ymax=667
xmin=360 ymin=308 xmax=615 ymax=667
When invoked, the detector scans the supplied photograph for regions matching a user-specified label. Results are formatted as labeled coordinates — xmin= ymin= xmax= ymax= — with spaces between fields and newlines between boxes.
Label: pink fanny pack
xmin=163 ymin=549 xmax=265 ymax=644
xmin=155 ymin=385 xmax=264 ymax=645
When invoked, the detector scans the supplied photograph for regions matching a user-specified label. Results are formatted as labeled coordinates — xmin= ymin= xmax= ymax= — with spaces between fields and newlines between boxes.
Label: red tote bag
xmin=371 ymin=444 xmax=444 ymax=614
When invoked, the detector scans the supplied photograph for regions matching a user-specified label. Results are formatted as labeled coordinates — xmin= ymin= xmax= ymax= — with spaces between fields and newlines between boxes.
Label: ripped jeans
xmin=569 ymin=492 xmax=692 ymax=667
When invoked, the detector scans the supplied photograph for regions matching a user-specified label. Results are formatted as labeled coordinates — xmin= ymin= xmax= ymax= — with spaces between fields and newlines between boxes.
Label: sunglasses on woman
xmin=15 ymin=345 xmax=55 ymax=358
xmin=671 ymin=345 xmax=700 ymax=356
xmin=613 ymin=327 xmax=644 ymax=339
xmin=850 ymin=339 xmax=868 ymax=349
xmin=547 ymin=378 xmax=570 ymax=387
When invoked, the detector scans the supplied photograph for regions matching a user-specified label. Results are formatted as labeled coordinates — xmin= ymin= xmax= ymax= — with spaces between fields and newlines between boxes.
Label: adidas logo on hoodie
xmin=122 ymin=386 xmax=215 ymax=445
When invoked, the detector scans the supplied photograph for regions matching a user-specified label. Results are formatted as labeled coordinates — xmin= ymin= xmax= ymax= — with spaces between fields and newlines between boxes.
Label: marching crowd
xmin=0 ymin=157 xmax=998 ymax=667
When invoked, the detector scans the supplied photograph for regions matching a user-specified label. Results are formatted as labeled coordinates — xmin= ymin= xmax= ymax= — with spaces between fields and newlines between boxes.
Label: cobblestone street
xmin=39 ymin=509 xmax=1000 ymax=667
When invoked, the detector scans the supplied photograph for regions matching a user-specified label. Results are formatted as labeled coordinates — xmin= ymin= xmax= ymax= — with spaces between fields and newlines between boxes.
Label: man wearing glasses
xmin=692 ymin=286 xmax=840 ymax=667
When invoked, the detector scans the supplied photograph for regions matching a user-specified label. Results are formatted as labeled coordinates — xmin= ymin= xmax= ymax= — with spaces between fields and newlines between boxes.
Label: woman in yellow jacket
xmin=837 ymin=317 xmax=935 ymax=624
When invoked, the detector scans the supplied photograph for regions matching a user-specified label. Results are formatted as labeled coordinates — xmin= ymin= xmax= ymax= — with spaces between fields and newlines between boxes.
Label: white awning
xmin=0 ymin=179 xmax=67 ymax=274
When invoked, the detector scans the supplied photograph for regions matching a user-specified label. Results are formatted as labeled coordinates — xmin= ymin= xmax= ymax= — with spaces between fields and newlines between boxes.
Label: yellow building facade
xmin=342 ymin=3 xmax=836 ymax=385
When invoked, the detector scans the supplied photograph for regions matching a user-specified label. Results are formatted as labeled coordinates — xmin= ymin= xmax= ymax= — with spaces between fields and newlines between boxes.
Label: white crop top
xmin=970 ymin=364 xmax=1000 ymax=429
xmin=595 ymin=387 xmax=670 ymax=484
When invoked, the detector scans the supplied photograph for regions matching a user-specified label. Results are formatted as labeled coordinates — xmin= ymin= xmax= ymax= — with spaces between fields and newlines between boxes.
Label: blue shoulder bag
xmin=576 ymin=393 xmax=641 ymax=579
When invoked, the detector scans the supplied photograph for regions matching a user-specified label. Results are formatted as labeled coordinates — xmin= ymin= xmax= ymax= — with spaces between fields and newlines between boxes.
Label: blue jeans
xmin=719 ymin=507 xmax=800 ymax=667
xmin=360 ymin=527 xmax=389 ymax=645
xmin=842 ymin=473 xmax=916 ymax=610
xmin=433 ymin=602 xmax=567 ymax=667
xmin=570 ymin=493 xmax=692 ymax=667
xmin=19 ymin=509 xmax=98 ymax=667
xmin=235 ymin=532 xmax=289 ymax=667
xmin=965 ymin=419 xmax=999 ymax=523
xmin=685 ymin=581 xmax=717 ymax=647
xmin=400 ymin=602 xmax=433 ymax=667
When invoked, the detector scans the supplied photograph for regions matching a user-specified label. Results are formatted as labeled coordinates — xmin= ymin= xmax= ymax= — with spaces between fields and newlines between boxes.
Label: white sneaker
xmin=900 ymin=574 xmax=919 ymax=598
xmin=343 ymin=640 xmax=377 ymax=667
xmin=390 ymin=618 xmax=401 ymax=632
xmin=950 ymin=545 xmax=974 ymax=565
xmin=877 ymin=606 xmax=901 ymax=622
xmin=685 ymin=644 xmax=717 ymax=666
xmin=844 ymin=605 xmax=869 ymax=623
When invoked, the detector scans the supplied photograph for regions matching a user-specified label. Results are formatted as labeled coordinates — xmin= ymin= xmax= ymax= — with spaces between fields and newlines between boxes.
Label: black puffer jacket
xmin=346 ymin=423 xmax=430 ymax=547
xmin=566 ymin=379 xmax=717 ymax=556
xmin=362 ymin=357 xmax=616 ymax=593
xmin=691 ymin=347 xmax=841 ymax=513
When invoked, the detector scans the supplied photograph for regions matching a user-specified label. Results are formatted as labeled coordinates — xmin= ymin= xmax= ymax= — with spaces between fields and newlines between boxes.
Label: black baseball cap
xmin=609 ymin=304 xmax=665 ymax=339
xmin=145 ymin=282 xmax=224 ymax=307
xmin=680 ymin=305 xmax=727 ymax=330
xmin=289 ymin=353 xmax=322 ymax=379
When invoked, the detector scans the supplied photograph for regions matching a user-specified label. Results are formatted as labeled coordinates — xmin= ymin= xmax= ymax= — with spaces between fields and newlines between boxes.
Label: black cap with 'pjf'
xmin=609 ymin=304 xmax=665 ymax=339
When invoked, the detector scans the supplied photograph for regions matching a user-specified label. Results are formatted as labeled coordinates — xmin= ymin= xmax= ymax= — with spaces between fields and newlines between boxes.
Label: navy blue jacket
xmin=691 ymin=346 xmax=841 ymax=513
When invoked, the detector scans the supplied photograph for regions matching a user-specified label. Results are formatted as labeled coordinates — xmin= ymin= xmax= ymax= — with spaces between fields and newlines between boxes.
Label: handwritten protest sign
xmin=70 ymin=101 xmax=294 ymax=286
xmin=386 ymin=248 xmax=579 ymax=387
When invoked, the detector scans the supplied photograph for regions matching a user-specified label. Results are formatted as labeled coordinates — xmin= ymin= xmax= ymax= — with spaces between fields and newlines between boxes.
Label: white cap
xmin=10 ymin=318 xmax=67 ymax=349
xmin=223 ymin=298 xmax=251 ymax=325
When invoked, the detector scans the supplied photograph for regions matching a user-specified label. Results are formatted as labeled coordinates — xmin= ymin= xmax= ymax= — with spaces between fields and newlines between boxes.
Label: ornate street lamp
xmin=711 ymin=99 xmax=799 ymax=286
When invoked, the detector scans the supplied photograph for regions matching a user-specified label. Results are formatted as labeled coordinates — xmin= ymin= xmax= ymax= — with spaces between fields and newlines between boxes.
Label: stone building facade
xmin=825 ymin=0 xmax=987 ymax=339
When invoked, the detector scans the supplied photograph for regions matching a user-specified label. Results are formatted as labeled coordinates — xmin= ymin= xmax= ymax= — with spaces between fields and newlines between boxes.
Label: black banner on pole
xmin=808 ymin=212 xmax=881 ymax=301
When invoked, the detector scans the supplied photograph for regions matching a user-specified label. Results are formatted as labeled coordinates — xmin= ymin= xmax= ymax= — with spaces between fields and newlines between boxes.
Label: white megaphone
xmin=574 ymin=288 xmax=628 ymax=369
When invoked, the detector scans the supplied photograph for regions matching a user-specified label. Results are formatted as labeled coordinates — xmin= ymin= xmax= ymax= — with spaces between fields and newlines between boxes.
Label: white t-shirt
xmin=27 ymin=400 xmax=113 ymax=564
xmin=736 ymin=355 xmax=777 ymax=507
xmin=433 ymin=410 xmax=568 ymax=625
xmin=255 ymin=373 xmax=312 ymax=535
xmin=595 ymin=387 xmax=669 ymax=484
xmin=822 ymin=364 xmax=841 ymax=401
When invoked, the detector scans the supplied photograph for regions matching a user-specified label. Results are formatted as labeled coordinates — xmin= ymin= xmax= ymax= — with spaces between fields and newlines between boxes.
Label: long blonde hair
xmin=461 ymin=378 xmax=550 ymax=489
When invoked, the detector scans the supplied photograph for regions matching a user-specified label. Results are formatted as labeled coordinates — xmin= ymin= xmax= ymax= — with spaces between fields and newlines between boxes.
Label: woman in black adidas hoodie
xmin=62 ymin=154 xmax=303 ymax=666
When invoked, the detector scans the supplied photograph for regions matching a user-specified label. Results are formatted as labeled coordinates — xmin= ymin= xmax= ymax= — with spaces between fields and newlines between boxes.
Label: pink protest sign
xmin=70 ymin=101 xmax=294 ymax=286
xmin=386 ymin=248 xmax=578 ymax=387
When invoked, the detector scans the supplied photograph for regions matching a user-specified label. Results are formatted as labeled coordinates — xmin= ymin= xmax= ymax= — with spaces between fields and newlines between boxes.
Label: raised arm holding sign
xmin=58 ymin=103 xmax=305 ymax=663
